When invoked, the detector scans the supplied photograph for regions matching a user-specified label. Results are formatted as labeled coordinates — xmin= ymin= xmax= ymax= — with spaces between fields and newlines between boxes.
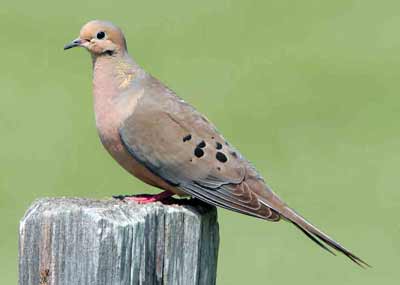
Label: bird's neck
xmin=92 ymin=53 xmax=141 ymax=140
xmin=92 ymin=52 xmax=139 ymax=98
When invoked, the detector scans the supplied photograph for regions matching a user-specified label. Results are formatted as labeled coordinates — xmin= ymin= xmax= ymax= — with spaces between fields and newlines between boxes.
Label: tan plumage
xmin=65 ymin=20 xmax=369 ymax=267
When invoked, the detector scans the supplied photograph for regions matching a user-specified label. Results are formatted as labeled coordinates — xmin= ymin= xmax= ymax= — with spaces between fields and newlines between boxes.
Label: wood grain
xmin=19 ymin=198 xmax=219 ymax=285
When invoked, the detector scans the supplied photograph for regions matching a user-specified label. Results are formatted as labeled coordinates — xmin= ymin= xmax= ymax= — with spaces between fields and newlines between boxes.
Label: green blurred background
xmin=1 ymin=0 xmax=398 ymax=283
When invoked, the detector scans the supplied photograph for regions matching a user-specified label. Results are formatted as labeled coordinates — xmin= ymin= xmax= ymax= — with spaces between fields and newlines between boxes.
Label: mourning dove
xmin=64 ymin=20 xmax=368 ymax=267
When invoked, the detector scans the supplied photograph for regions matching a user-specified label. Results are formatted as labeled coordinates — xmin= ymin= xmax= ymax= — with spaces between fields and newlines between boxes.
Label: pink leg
xmin=114 ymin=190 xmax=174 ymax=204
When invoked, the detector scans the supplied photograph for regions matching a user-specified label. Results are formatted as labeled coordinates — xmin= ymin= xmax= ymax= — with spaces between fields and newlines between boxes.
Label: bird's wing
xmin=119 ymin=92 xmax=281 ymax=221
xmin=119 ymin=86 xmax=369 ymax=266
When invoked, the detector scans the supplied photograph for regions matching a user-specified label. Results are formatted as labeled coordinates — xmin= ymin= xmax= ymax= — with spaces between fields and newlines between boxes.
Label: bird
xmin=64 ymin=20 xmax=368 ymax=267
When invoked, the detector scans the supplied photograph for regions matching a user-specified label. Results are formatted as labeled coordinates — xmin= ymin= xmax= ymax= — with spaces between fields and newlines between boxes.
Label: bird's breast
xmin=92 ymin=89 xmax=182 ymax=193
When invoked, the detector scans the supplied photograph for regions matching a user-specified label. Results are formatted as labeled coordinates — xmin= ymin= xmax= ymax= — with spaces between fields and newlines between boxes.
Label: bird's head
xmin=64 ymin=20 xmax=127 ymax=56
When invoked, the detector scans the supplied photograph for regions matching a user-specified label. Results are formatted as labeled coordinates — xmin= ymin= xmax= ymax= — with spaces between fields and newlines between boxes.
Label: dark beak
xmin=64 ymin=38 xmax=82 ymax=50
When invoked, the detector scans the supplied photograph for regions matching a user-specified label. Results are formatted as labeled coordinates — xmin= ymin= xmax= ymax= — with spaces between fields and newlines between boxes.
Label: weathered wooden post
xmin=18 ymin=198 xmax=219 ymax=285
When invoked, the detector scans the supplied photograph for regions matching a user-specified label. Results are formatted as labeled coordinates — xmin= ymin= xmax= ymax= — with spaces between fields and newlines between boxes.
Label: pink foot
xmin=124 ymin=196 xmax=160 ymax=204
xmin=113 ymin=190 xmax=174 ymax=204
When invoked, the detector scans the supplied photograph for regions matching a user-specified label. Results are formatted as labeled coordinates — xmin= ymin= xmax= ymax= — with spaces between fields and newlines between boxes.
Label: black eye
xmin=96 ymin=31 xmax=105 ymax=39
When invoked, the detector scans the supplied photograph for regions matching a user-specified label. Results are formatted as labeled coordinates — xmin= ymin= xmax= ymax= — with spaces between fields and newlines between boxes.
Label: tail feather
xmin=282 ymin=207 xmax=370 ymax=268
xmin=291 ymin=222 xmax=336 ymax=256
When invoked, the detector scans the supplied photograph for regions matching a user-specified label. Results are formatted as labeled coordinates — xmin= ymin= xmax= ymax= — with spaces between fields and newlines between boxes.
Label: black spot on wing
xmin=183 ymin=134 xmax=192 ymax=142
xmin=216 ymin=152 xmax=228 ymax=163
xmin=197 ymin=140 xmax=206 ymax=148
xmin=194 ymin=147 xmax=204 ymax=158
xmin=216 ymin=142 xmax=223 ymax=150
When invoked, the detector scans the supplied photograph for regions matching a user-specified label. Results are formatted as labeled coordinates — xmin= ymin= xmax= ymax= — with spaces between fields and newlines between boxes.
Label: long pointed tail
xmin=281 ymin=207 xmax=370 ymax=267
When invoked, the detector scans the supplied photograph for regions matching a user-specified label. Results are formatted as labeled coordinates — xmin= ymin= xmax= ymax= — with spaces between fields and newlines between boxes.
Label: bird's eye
xmin=96 ymin=31 xmax=106 ymax=40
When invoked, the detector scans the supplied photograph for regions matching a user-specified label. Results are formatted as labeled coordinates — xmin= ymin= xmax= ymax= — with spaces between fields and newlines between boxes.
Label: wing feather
xmin=119 ymin=91 xmax=280 ymax=222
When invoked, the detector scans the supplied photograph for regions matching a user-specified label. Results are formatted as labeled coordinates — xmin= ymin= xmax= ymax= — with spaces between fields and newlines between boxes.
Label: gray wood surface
xmin=19 ymin=198 xmax=219 ymax=285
